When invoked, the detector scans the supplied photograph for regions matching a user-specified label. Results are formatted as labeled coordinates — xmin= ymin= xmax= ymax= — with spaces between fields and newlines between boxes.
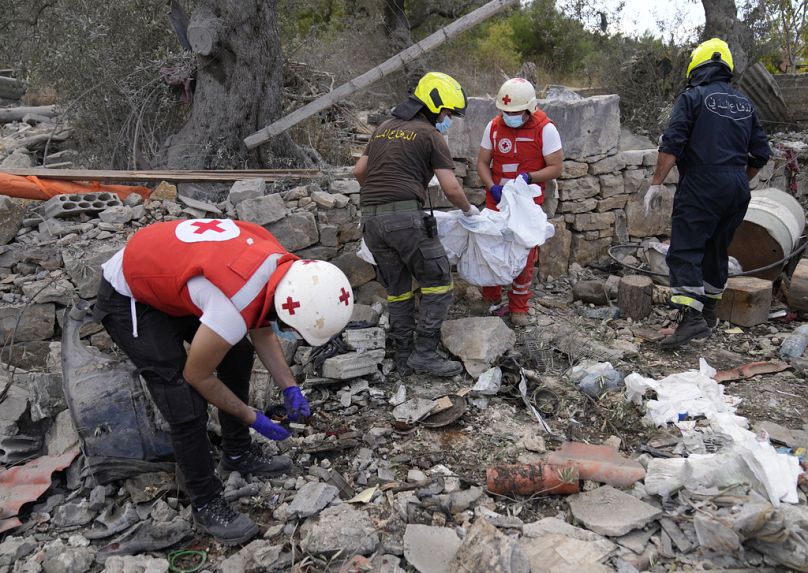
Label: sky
xmin=603 ymin=0 xmax=706 ymax=42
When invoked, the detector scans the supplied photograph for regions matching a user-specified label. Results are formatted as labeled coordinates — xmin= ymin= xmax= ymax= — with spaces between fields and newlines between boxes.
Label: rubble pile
xmin=0 ymin=105 xmax=72 ymax=170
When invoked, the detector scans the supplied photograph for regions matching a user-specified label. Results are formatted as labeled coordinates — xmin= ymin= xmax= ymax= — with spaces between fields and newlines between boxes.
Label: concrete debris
xmin=403 ymin=524 xmax=462 ymax=573
xmin=104 ymin=554 xmax=170 ymax=573
xmin=287 ymin=481 xmax=339 ymax=518
xmin=441 ymin=317 xmax=516 ymax=377
xmin=568 ymin=486 xmax=662 ymax=537
xmin=520 ymin=517 xmax=617 ymax=572
xmin=299 ymin=504 xmax=379 ymax=556
xmin=449 ymin=517 xmax=530 ymax=573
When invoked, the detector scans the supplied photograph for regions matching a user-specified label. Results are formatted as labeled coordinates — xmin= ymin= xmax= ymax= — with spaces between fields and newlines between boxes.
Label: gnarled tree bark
xmin=156 ymin=0 xmax=304 ymax=169
xmin=701 ymin=0 xmax=754 ymax=75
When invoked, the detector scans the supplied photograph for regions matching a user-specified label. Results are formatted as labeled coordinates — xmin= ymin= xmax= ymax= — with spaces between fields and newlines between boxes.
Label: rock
xmin=448 ymin=518 xmax=529 ymax=573
xmin=267 ymin=212 xmax=319 ymax=251
xmin=1 ymin=149 xmax=33 ymax=168
xmin=355 ymin=281 xmax=387 ymax=306
xmin=441 ymin=317 xmax=515 ymax=378
xmin=570 ymin=235 xmax=611 ymax=268
xmin=287 ymin=482 xmax=339 ymax=518
xmin=62 ymin=242 xmax=124 ymax=298
xmin=0 ymin=197 xmax=25 ymax=245
xmin=103 ymin=555 xmax=170 ymax=573
xmin=52 ymin=500 xmax=97 ymax=530
xmin=589 ymin=154 xmax=626 ymax=175
xmin=300 ymin=504 xmax=379 ymax=556
xmin=560 ymin=160 xmax=589 ymax=179
xmin=539 ymin=217 xmax=571 ymax=280
xmin=331 ymin=252 xmax=376 ymax=288
xmin=0 ymin=303 xmax=55 ymax=343
xmin=21 ymin=278 xmax=75 ymax=305
xmin=228 ymin=178 xmax=266 ymax=205
xmin=573 ymin=212 xmax=615 ymax=232
xmin=311 ymin=191 xmax=337 ymax=209
xmin=754 ymin=421 xmax=808 ymax=449
xmin=98 ymin=206 xmax=133 ymax=224
xmin=350 ymin=303 xmax=380 ymax=325
xmin=342 ymin=327 xmax=386 ymax=351
xmin=568 ymin=486 xmax=662 ymax=537
xmin=403 ymin=525 xmax=462 ymax=573
xmin=151 ymin=182 xmax=177 ymax=201
xmin=321 ymin=350 xmax=385 ymax=379
xmin=219 ymin=540 xmax=284 ymax=573
xmin=625 ymin=186 xmax=673 ymax=238
xmin=0 ymin=536 xmax=37 ymax=567
xmin=0 ymin=380 xmax=28 ymax=436
xmin=26 ymin=372 xmax=64 ymax=422
xmin=236 ymin=194 xmax=288 ymax=226
xmin=572 ymin=280 xmax=609 ymax=305
xmin=558 ymin=175 xmax=600 ymax=201
xmin=329 ymin=179 xmax=360 ymax=195
xmin=41 ymin=540 xmax=95 ymax=573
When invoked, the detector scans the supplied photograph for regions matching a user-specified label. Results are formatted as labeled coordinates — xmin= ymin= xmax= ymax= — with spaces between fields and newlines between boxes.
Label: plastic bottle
xmin=779 ymin=324 xmax=808 ymax=360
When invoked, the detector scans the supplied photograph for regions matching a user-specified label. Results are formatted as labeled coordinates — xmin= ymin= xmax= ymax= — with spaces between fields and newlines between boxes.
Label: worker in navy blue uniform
xmin=646 ymin=38 xmax=770 ymax=348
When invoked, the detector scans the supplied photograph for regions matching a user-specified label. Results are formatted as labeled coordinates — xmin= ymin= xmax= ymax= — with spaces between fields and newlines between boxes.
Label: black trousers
xmin=94 ymin=278 xmax=254 ymax=507
xmin=667 ymin=167 xmax=750 ymax=305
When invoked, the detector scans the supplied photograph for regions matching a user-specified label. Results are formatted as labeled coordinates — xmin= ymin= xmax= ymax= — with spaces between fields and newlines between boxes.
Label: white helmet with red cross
xmin=274 ymin=260 xmax=354 ymax=346
xmin=496 ymin=78 xmax=537 ymax=112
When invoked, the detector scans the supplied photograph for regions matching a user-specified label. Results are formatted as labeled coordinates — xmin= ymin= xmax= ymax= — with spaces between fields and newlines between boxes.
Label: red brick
xmin=546 ymin=441 xmax=645 ymax=488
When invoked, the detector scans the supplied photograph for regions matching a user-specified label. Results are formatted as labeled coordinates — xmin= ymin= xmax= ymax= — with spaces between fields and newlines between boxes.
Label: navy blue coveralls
xmin=660 ymin=64 xmax=771 ymax=310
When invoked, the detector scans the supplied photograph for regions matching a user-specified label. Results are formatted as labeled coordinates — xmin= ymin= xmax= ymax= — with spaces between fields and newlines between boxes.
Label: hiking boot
xmin=218 ymin=443 xmax=293 ymax=477
xmin=702 ymin=298 xmax=718 ymax=328
xmin=395 ymin=345 xmax=414 ymax=376
xmin=510 ymin=312 xmax=532 ymax=327
xmin=406 ymin=334 xmax=463 ymax=377
xmin=660 ymin=307 xmax=712 ymax=349
xmin=192 ymin=495 xmax=258 ymax=545
xmin=491 ymin=303 xmax=510 ymax=318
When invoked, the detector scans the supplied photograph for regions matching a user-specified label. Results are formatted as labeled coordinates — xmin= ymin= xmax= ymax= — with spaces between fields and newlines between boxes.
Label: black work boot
xmin=395 ymin=343 xmax=414 ymax=376
xmin=192 ymin=495 xmax=258 ymax=545
xmin=660 ymin=307 xmax=712 ymax=349
xmin=702 ymin=298 xmax=718 ymax=328
xmin=218 ymin=443 xmax=292 ymax=477
xmin=407 ymin=334 xmax=463 ymax=377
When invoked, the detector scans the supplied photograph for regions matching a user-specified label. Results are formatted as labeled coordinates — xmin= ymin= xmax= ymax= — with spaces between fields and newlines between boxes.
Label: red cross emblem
xmin=191 ymin=220 xmax=225 ymax=235
xmin=338 ymin=287 xmax=351 ymax=306
xmin=502 ymin=94 xmax=511 ymax=106
xmin=281 ymin=296 xmax=301 ymax=315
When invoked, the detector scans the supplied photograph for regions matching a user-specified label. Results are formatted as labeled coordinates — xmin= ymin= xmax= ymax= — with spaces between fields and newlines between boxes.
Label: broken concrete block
xmin=0 ymin=303 xmax=55 ymax=343
xmin=716 ymin=276 xmax=772 ymax=327
xmin=98 ymin=205 xmax=133 ymax=224
xmin=300 ymin=504 xmax=379 ymax=556
xmin=52 ymin=500 xmax=97 ymax=530
xmin=403 ymin=525 xmax=462 ymax=573
xmin=63 ymin=243 xmax=123 ymax=298
xmin=267 ymin=212 xmax=319 ymax=251
xmin=0 ymin=196 xmax=25 ymax=246
xmin=321 ymin=349 xmax=385 ymax=379
xmin=441 ymin=317 xmax=515 ymax=378
xmin=287 ymin=482 xmax=339 ymax=519
xmin=568 ymin=486 xmax=662 ymax=537
xmin=546 ymin=442 xmax=646 ymax=488
xmin=329 ymin=179 xmax=360 ymax=195
xmin=520 ymin=517 xmax=617 ymax=572
xmin=342 ymin=327 xmax=386 ymax=351
xmin=236 ymin=194 xmax=288 ymax=226
xmin=228 ymin=178 xmax=266 ymax=205
xmin=448 ymin=518 xmax=529 ymax=573
xmin=42 ymin=192 xmax=123 ymax=219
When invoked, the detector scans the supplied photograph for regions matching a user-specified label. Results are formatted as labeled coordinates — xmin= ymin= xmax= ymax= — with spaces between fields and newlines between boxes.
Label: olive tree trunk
xmin=156 ymin=0 xmax=303 ymax=169
xmin=701 ymin=0 xmax=754 ymax=75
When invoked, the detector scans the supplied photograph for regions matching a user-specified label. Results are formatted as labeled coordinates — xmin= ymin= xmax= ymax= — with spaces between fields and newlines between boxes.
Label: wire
xmin=168 ymin=550 xmax=207 ymax=573
xmin=607 ymin=238 xmax=808 ymax=278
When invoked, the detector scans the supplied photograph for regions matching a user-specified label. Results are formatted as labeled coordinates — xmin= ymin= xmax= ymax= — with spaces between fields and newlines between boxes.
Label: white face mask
xmin=503 ymin=113 xmax=526 ymax=128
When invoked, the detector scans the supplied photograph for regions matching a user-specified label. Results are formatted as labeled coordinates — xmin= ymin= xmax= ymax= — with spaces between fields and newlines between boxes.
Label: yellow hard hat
xmin=413 ymin=72 xmax=467 ymax=117
xmin=687 ymin=38 xmax=734 ymax=78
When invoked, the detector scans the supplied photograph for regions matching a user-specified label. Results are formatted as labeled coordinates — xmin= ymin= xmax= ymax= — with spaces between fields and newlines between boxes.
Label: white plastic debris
xmin=471 ymin=367 xmax=502 ymax=396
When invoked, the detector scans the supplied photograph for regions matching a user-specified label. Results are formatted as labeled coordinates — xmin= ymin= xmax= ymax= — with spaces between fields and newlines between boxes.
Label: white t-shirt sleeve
xmin=542 ymin=123 xmax=563 ymax=155
xmin=479 ymin=121 xmax=494 ymax=150
xmin=186 ymin=276 xmax=247 ymax=345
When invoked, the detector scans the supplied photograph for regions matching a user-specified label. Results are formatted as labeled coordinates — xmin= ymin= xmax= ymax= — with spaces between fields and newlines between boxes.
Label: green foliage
xmin=474 ymin=19 xmax=522 ymax=72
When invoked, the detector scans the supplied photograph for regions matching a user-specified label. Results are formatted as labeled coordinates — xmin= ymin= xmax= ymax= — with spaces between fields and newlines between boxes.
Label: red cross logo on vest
xmin=502 ymin=94 xmax=511 ymax=106
xmin=281 ymin=296 xmax=301 ymax=315
xmin=191 ymin=220 xmax=225 ymax=235
xmin=338 ymin=287 xmax=351 ymax=306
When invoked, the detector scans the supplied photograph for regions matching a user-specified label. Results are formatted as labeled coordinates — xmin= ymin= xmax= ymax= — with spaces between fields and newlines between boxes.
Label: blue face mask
xmin=503 ymin=113 xmax=526 ymax=128
xmin=435 ymin=115 xmax=452 ymax=134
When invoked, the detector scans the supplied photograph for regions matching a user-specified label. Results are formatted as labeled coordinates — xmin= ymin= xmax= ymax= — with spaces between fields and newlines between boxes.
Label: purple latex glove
xmin=489 ymin=184 xmax=503 ymax=203
xmin=282 ymin=386 xmax=311 ymax=422
xmin=251 ymin=411 xmax=290 ymax=440
xmin=518 ymin=172 xmax=531 ymax=184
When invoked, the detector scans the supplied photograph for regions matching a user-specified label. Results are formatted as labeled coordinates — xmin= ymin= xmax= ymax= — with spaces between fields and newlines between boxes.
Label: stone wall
xmin=773 ymin=73 xmax=808 ymax=124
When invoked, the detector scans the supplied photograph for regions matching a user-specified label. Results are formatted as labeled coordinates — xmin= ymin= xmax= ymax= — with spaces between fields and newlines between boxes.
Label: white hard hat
xmin=274 ymin=260 xmax=354 ymax=346
xmin=496 ymin=78 xmax=537 ymax=112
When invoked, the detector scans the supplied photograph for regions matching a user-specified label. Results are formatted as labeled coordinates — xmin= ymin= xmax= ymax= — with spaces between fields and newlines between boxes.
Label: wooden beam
xmin=2 ymin=168 xmax=322 ymax=183
xmin=243 ymin=0 xmax=517 ymax=149
xmin=0 ymin=105 xmax=59 ymax=123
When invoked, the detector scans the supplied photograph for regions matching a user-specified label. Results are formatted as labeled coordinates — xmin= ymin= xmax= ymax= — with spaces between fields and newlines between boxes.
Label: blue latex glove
xmin=251 ymin=411 xmax=290 ymax=441
xmin=489 ymin=184 xmax=503 ymax=203
xmin=518 ymin=172 xmax=531 ymax=184
xmin=283 ymin=386 xmax=311 ymax=422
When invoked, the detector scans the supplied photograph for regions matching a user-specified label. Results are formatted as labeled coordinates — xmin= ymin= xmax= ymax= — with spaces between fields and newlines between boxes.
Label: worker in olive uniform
xmin=646 ymin=38 xmax=770 ymax=348
xmin=354 ymin=72 xmax=479 ymax=377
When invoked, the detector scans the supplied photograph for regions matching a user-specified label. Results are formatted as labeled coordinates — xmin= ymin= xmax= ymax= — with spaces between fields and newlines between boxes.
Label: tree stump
xmin=787 ymin=259 xmax=808 ymax=313
xmin=618 ymin=275 xmax=654 ymax=320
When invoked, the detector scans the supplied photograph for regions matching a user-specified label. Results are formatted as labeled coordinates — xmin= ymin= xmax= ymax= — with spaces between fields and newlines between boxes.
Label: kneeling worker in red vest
xmin=93 ymin=219 xmax=354 ymax=545
xmin=476 ymin=78 xmax=564 ymax=326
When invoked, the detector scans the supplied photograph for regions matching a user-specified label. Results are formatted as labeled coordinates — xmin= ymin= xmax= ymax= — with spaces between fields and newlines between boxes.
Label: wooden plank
xmin=2 ymin=167 xmax=322 ymax=183
xmin=243 ymin=0 xmax=518 ymax=149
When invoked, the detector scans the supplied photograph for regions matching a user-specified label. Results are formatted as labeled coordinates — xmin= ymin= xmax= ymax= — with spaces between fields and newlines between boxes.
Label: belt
xmin=361 ymin=200 xmax=422 ymax=216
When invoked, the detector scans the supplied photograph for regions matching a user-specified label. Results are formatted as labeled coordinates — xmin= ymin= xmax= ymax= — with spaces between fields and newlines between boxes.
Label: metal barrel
xmin=728 ymin=188 xmax=806 ymax=280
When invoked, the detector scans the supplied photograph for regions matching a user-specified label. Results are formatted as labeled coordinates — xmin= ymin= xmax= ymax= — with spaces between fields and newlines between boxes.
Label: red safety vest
xmin=487 ymin=109 xmax=553 ymax=210
xmin=123 ymin=219 xmax=299 ymax=329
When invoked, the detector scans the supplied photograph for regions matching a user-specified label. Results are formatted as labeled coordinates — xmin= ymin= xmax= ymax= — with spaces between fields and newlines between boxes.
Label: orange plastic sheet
xmin=0 ymin=449 xmax=80 ymax=533
xmin=0 ymin=172 xmax=151 ymax=201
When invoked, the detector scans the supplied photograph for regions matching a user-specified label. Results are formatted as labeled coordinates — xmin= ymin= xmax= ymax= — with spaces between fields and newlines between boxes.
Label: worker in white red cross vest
xmin=476 ymin=78 xmax=564 ymax=326
xmin=92 ymin=218 xmax=354 ymax=545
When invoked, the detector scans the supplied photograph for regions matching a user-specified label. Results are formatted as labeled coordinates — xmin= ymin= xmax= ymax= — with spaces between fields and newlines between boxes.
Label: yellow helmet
xmin=412 ymin=72 xmax=467 ymax=117
xmin=687 ymin=38 xmax=734 ymax=78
